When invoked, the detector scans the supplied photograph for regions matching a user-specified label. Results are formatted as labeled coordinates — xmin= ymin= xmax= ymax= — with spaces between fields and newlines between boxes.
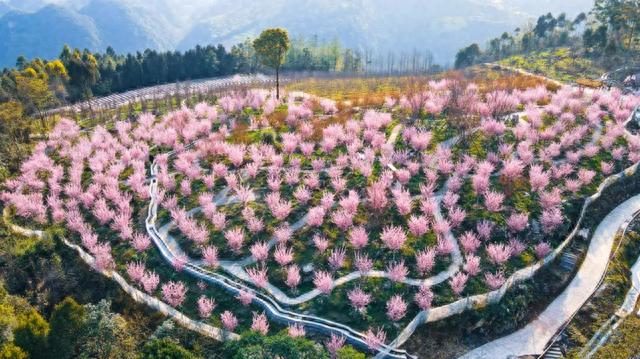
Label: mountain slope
xmin=79 ymin=0 xmax=177 ymax=53
xmin=0 ymin=0 xmax=594 ymax=67
xmin=178 ymin=0 xmax=530 ymax=63
xmin=0 ymin=4 xmax=100 ymax=67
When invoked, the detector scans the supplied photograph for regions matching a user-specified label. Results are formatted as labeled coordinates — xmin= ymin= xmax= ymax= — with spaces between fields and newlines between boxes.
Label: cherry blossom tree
xmin=367 ymin=180 xmax=388 ymax=211
xmin=348 ymin=287 xmax=371 ymax=313
xmin=460 ymin=231 xmax=481 ymax=254
xmin=141 ymin=271 xmax=160 ymax=293
xmin=449 ymin=272 xmax=468 ymax=295
xmin=161 ymin=281 xmax=187 ymax=307
xmin=202 ymin=246 xmax=219 ymax=268
xmin=288 ymin=323 xmax=306 ymax=338
xmin=477 ymin=220 xmax=493 ymax=240
xmin=355 ymin=253 xmax=373 ymax=273
xmin=408 ymin=215 xmax=429 ymax=237
xmin=285 ymin=265 xmax=301 ymax=289
xmin=392 ymin=187 xmax=413 ymax=215
xmin=313 ymin=271 xmax=333 ymax=294
xmin=463 ymin=254 xmax=481 ymax=276
xmin=349 ymin=226 xmax=369 ymax=250
xmin=501 ymin=158 xmax=524 ymax=180
xmin=484 ymin=190 xmax=504 ymax=212
xmin=131 ymin=233 xmax=151 ymax=252
xmin=274 ymin=245 xmax=294 ymax=266
xmin=507 ymin=212 xmax=529 ymax=233
xmin=313 ymin=234 xmax=330 ymax=252
xmin=380 ymin=225 xmax=407 ymax=251
xmin=387 ymin=261 xmax=408 ymax=282
xmin=197 ymin=296 xmax=216 ymax=318
xmin=529 ymin=165 xmax=550 ymax=192
xmin=250 ymin=241 xmax=270 ymax=263
xmin=221 ymin=311 xmax=238 ymax=331
xmin=540 ymin=207 xmax=564 ymax=233
xmin=328 ymin=247 xmax=347 ymax=271
xmin=236 ymin=290 xmax=254 ymax=306
xmin=247 ymin=266 xmax=269 ymax=288
xmin=126 ymin=261 xmax=146 ymax=283
xmin=534 ymin=242 xmax=552 ymax=259
xmin=386 ymin=295 xmax=408 ymax=321
xmin=486 ymin=243 xmax=512 ymax=266
xmin=251 ymin=312 xmax=269 ymax=335
xmin=326 ymin=333 xmax=346 ymax=358
xmin=307 ymin=206 xmax=326 ymax=227
xmin=171 ymin=254 xmax=188 ymax=272
xmin=225 ymin=227 xmax=245 ymax=253
xmin=415 ymin=249 xmax=436 ymax=276
xmin=414 ymin=284 xmax=434 ymax=310
xmin=363 ymin=327 xmax=387 ymax=351
xmin=484 ymin=271 xmax=505 ymax=290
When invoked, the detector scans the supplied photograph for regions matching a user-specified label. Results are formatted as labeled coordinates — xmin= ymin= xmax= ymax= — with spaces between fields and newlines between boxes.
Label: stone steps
xmin=542 ymin=343 xmax=563 ymax=359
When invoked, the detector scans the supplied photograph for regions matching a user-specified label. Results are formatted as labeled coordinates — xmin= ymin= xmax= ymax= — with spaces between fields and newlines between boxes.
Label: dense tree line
xmin=454 ymin=0 xmax=640 ymax=69
xmin=1 ymin=36 xmax=363 ymax=105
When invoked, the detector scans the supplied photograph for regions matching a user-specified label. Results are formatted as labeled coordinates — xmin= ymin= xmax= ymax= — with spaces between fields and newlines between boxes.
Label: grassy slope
xmin=497 ymin=48 xmax=606 ymax=84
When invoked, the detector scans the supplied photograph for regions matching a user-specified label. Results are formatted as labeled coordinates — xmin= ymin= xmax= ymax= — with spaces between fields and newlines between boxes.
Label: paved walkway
xmin=460 ymin=193 xmax=640 ymax=359
xmin=47 ymin=74 xmax=276 ymax=114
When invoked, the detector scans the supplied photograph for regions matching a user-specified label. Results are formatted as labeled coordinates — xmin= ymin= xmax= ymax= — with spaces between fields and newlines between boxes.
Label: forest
xmin=454 ymin=0 xmax=640 ymax=70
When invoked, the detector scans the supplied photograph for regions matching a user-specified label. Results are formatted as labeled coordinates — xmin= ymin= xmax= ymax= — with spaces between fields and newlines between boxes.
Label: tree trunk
xmin=276 ymin=66 xmax=280 ymax=99
xmin=38 ymin=112 xmax=46 ymax=134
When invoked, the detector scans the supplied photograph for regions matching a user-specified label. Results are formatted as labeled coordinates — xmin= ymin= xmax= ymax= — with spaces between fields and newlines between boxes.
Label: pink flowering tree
xmin=364 ymin=327 xmax=387 ymax=351
xmin=161 ymin=281 xmax=187 ymax=307
xmin=197 ymin=296 xmax=216 ymax=318
xmin=386 ymin=295 xmax=408 ymax=321
xmin=380 ymin=225 xmax=407 ymax=251
xmin=313 ymin=271 xmax=334 ymax=295
xmin=347 ymin=287 xmax=371 ymax=313
xmin=221 ymin=311 xmax=238 ymax=331
xmin=449 ymin=272 xmax=468 ymax=295
xmin=251 ymin=312 xmax=269 ymax=335
xmin=414 ymin=284 xmax=434 ymax=310
xmin=325 ymin=333 xmax=346 ymax=358
xmin=486 ymin=243 xmax=512 ymax=266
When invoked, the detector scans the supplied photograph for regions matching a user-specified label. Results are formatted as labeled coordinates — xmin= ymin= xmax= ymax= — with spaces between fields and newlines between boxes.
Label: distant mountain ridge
xmin=0 ymin=0 xmax=593 ymax=68
xmin=0 ymin=4 xmax=100 ymax=67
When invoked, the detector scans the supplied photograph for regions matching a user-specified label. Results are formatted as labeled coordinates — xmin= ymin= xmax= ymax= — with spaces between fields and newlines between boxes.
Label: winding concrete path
xmin=155 ymin=122 xmax=464 ymax=306
xmin=461 ymin=193 xmax=640 ymax=358
xmin=47 ymin=74 xmax=277 ymax=114
xmin=147 ymin=162 xmax=414 ymax=359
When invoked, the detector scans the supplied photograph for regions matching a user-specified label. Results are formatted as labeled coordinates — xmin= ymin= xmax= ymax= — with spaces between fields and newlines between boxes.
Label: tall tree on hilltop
xmin=63 ymin=49 xmax=99 ymax=103
xmin=454 ymin=44 xmax=481 ymax=69
xmin=253 ymin=28 xmax=290 ymax=99
xmin=594 ymin=0 xmax=640 ymax=50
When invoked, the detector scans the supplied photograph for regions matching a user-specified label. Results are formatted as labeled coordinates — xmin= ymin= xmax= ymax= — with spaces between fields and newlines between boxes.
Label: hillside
xmin=0 ymin=4 xmax=100 ymax=67
xmin=0 ymin=0 xmax=593 ymax=67
xmin=496 ymin=48 xmax=606 ymax=83
xmin=78 ymin=0 xmax=178 ymax=53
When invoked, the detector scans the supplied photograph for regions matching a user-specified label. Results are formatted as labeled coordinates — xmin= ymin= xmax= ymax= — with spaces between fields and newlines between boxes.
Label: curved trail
xmin=147 ymin=124 xmax=415 ymax=358
xmin=454 ymin=66 xmax=640 ymax=358
xmin=152 ymin=98 xmax=615 ymax=358
xmin=147 ymin=163 xmax=414 ymax=359
xmin=155 ymin=123 xmax=463 ymax=306
xmin=47 ymin=74 xmax=278 ymax=114
xmin=1 ymin=209 xmax=239 ymax=343
xmin=461 ymin=194 xmax=640 ymax=358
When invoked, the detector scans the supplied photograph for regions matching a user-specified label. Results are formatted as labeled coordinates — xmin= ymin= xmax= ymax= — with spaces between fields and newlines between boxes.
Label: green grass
xmin=497 ymin=48 xmax=606 ymax=83
xmin=591 ymin=315 xmax=640 ymax=359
